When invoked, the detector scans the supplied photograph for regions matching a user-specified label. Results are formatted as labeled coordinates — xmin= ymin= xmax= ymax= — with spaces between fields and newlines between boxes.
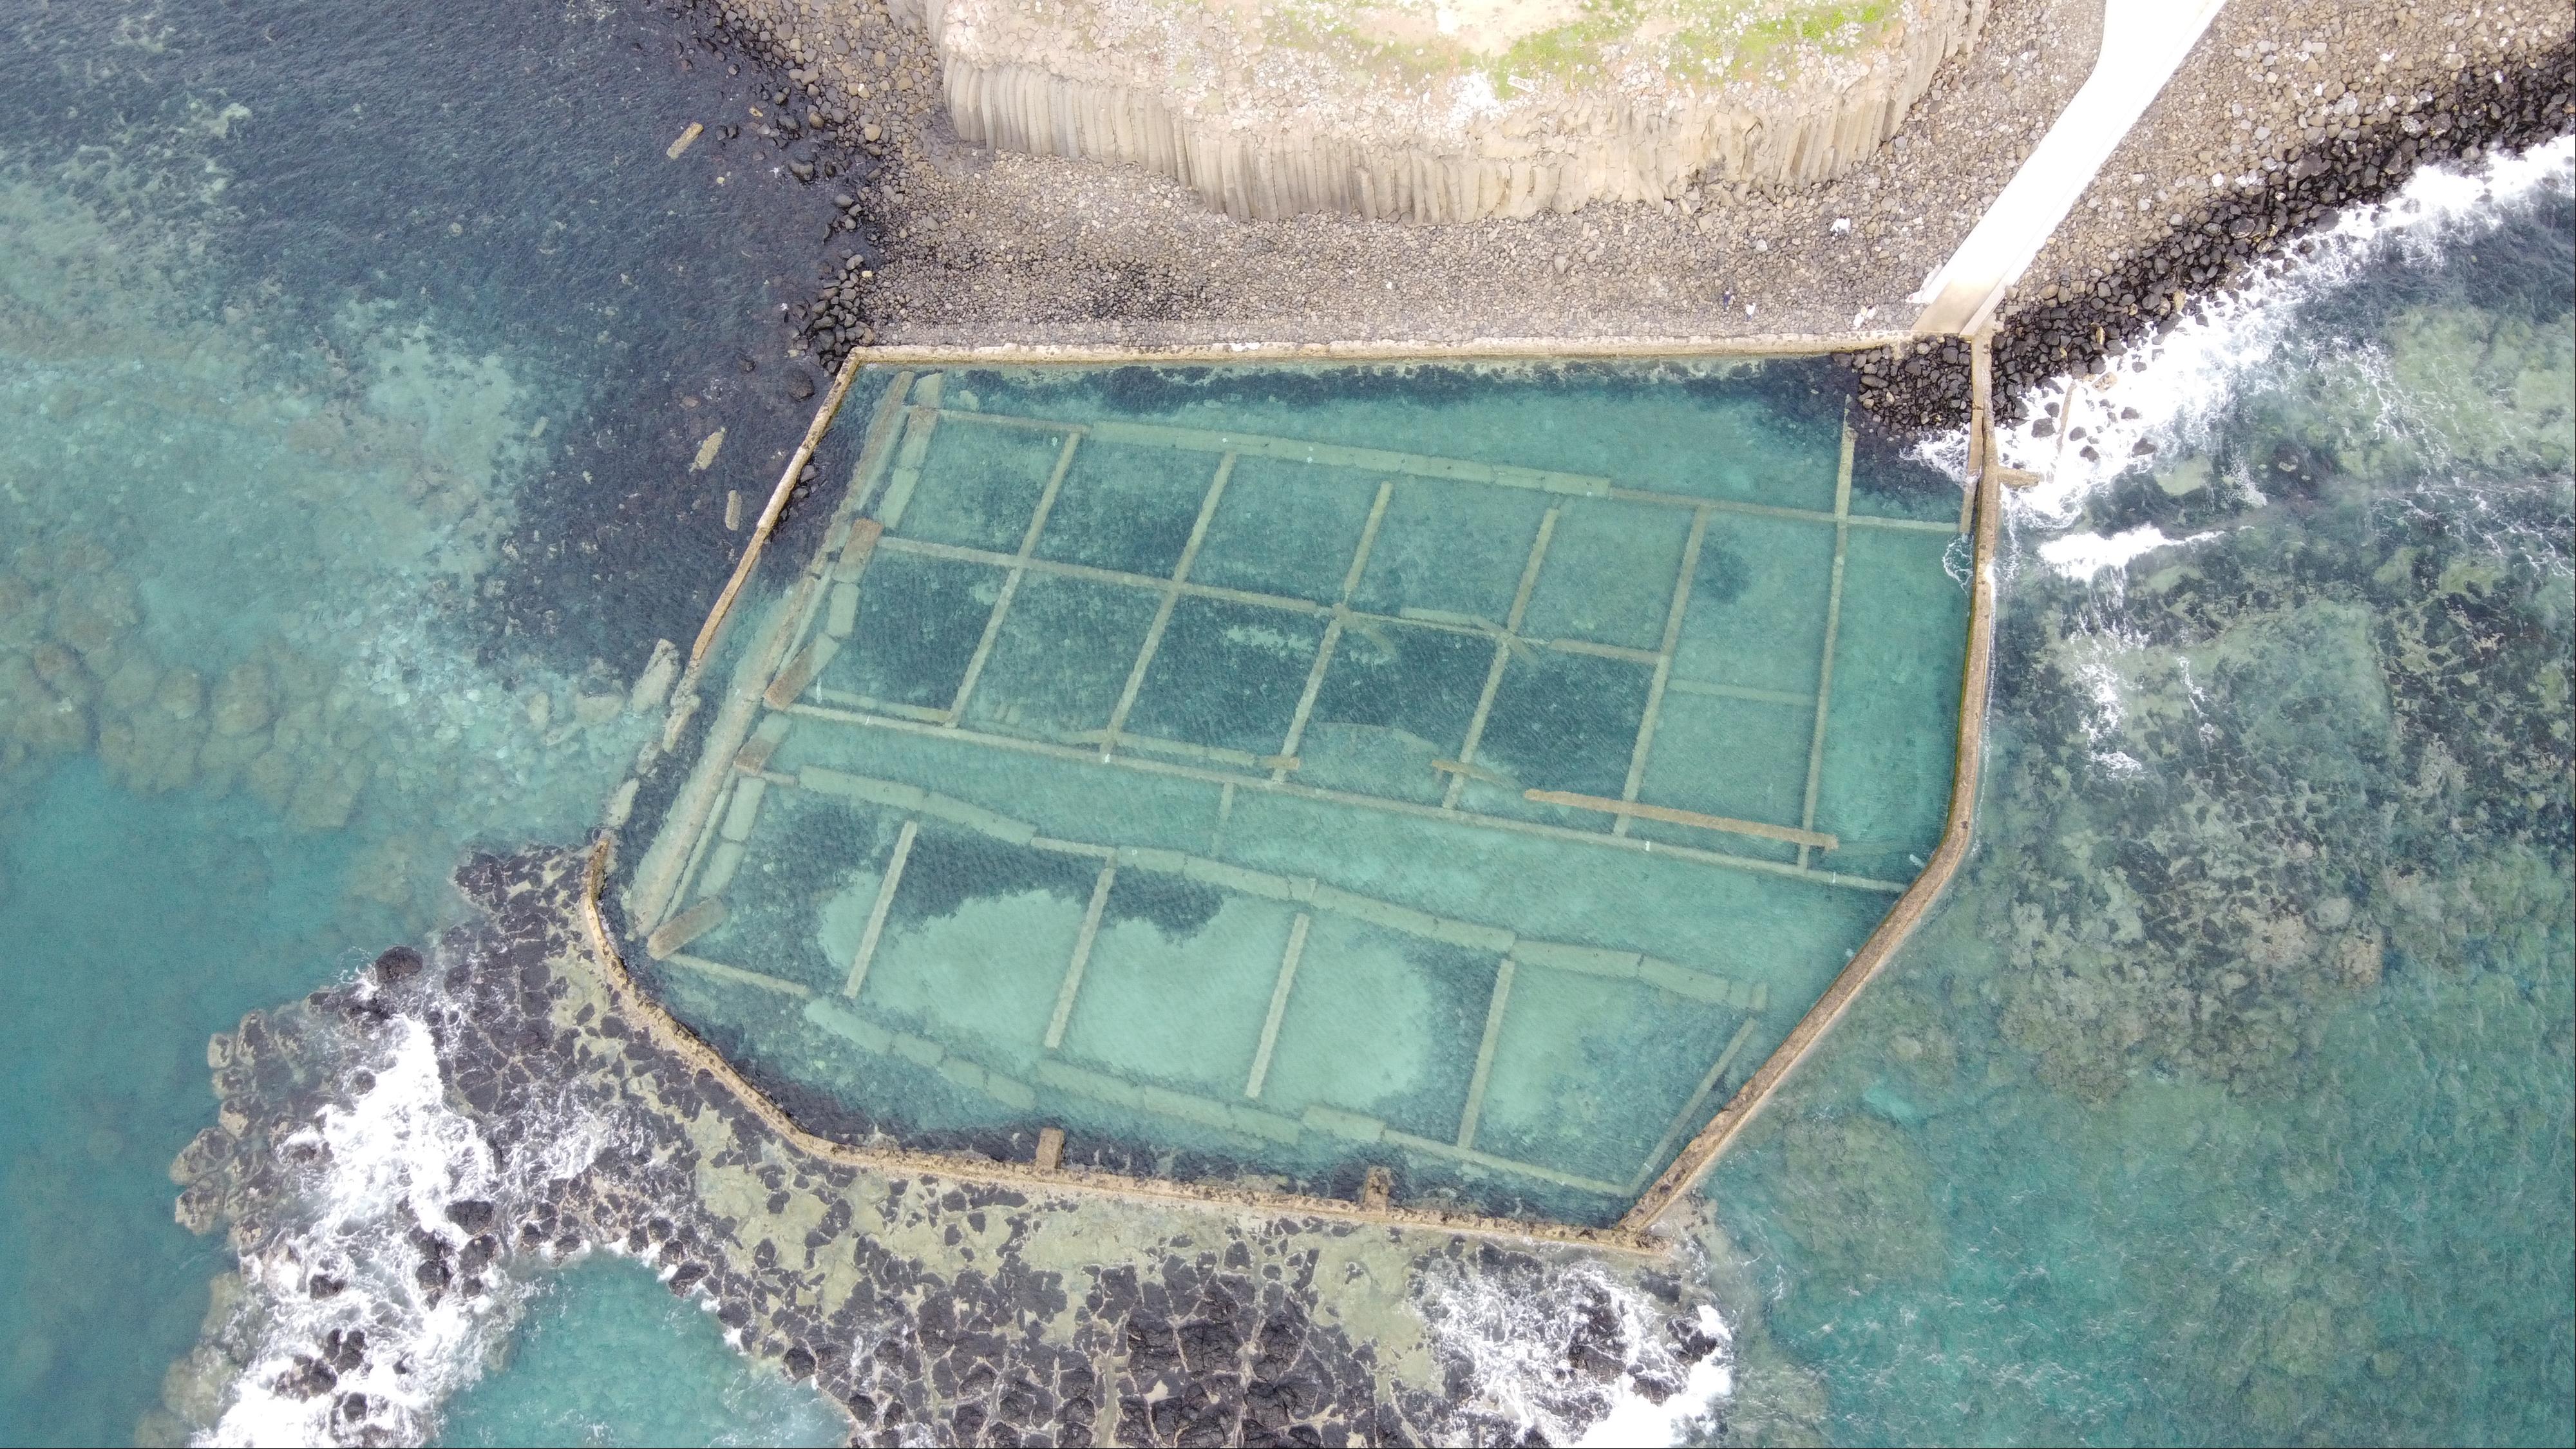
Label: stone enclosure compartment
xmin=622 ymin=359 xmax=1970 ymax=1226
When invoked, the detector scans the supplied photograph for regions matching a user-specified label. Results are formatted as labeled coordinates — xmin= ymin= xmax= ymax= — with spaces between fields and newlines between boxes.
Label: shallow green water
xmin=0 ymin=1 xmax=849 ymax=1440
xmin=620 ymin=360 xmax=1969 ymax=1224
xmin=434 ymin=1258 xmax=842 ymax=1448
xmin=0 ymin=221 xmax=666 ymax=1441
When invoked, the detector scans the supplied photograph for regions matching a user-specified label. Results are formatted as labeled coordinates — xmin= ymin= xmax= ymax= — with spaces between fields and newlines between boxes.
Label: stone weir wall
xmin=933 ymin=0 xmax=1990 ymax=222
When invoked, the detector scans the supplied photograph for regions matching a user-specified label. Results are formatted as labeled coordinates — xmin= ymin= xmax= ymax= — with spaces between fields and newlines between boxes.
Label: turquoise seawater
xmin=1702 ymin=153 xmax=2575 ymax=1445
xmin=1 ymin=0 xmax=850 ymax=1441
xmin=434 ymin=1258 xmax=842 ymax=1448
xmin=1 ymin=0 xmax=2569 ymax=1444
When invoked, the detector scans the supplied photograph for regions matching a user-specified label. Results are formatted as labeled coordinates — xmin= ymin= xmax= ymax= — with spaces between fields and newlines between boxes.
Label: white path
xmin=1913 ymin=0 xmax=2231 ymax=336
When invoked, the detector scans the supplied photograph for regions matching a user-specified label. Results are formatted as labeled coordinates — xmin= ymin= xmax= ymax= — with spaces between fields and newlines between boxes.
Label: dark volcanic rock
xmin=371 ymin=946 xmax=424 ymax=985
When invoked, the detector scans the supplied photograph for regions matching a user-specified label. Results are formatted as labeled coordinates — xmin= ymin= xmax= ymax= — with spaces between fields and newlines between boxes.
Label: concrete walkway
xmin=1913 ymin=0 xmax=2230 ymax=336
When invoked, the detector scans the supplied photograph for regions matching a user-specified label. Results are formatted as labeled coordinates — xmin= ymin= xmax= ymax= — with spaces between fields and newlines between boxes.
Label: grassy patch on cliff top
xmin=1261 ymin=1 xmax=1898 ymax=93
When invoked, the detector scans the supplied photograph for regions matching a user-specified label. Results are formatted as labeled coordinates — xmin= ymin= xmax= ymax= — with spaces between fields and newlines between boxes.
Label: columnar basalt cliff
xmin=936 ymin=0 xmax=1991 ymax=222
xmin=651 ymin=2 xmax=2571 ymax=354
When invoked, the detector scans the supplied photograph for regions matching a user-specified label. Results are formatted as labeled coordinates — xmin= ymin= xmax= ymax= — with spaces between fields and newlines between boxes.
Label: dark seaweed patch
xmin=1692 ymin=540 xmax=1754 ymax=608
xmin=1128 ymin=600 xmax=1325 ymax=754
xmin=1311 ymin=625 xmax=1493 ymax=748
xmin=0 ymin=0 xmax=867 ymax=678
xmin=886 ymin=831 xmax=1101 ymax=933
xmin=717 ymin=791 xmax=896 ymax=985
xmin=828 ymin=553 xmax=992 ymax=706
xmin=1032 ymin=444 xmax=1219 ymax=578
xmin=1849 ymin=424 xmax=1964 ymax=505
xmin=1477 ymin=652 xmax=1655 ymax=799
xmin=1101 ymin=872 xmax=1224 ymax=942
xmin=966 ymin=356 xmax=1849 ymax=437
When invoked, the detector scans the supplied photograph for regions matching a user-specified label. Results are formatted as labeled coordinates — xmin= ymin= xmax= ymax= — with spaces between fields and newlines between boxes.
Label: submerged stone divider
xmin=783 ymin=698 xmax=1912 ymax=894
xmin=784 ymin=993 xmax=1641 ymax=1198
xmin=1244 ymin=913 xmax=1311 ymax=1102
xmin=788 ymin=763 xmax=1767 ymax=1012
xmin=614 ymin=345 xmax=1993 ymax=1245
xmin=628 ymin=370 xmax=915 ymax=931
xmin=1627 ymin=1014 xmax=1769 ymax=1197
xmin=1797 ymin=415 xmax=1861 ymax=869
xmin=1524 ymin=789 xmax=1837 ymax=851
xmin=942 ymin=397 xmax=1960 ymax=535
xmin=688 ymin=346 xmax=867 ymax=671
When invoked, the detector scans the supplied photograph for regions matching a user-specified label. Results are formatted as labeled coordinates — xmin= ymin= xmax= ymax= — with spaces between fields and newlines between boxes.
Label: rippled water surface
xmin=1 ymin=0 xmax=848 ymax=1440
xmin=2 ymin=0 xmax=2570 ymax=1444
xmin=434 ymin=1257 xmax=843 ymax=1448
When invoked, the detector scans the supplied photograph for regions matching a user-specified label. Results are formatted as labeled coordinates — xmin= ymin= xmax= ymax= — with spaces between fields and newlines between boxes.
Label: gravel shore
xmin=832 ymin=0 xmax=2103 ymax=348
xmin=661 ymin=0 xmax=2568 ymax=384
xmin=664 ymin=0 xmax=2101 ymax=350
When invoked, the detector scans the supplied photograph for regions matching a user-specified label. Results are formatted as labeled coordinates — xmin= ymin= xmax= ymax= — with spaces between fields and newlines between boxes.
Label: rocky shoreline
xmin=665 ymin=0 xmax=2092 ymax=351
xmin=133 ymin=6 xmax=2575 ymax=1443
xmin=156 ymin=849 xmax=1730 ymax=1446
xmin=1853 ymin=27 xmax=2576 ymax=432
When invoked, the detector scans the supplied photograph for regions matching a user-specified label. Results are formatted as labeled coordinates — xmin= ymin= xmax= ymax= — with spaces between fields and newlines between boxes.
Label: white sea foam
xmin=1965 ymin=135 xmax=2575 ymax=783
xmin=202 ymin=1012 xmax=610 ymax=1447
xmin=1423 ymin=1262 xmax=1732 ymax=1447
xmin=2037 ymin=523 xmax=2219 ymax=580
xmin=1996 ymin=134 xmax=2576 ymax=524
xmin=1573 ymin=1305 xmax=1734 ymax=1449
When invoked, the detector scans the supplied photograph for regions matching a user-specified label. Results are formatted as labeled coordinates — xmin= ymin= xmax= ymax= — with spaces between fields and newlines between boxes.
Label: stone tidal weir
xmin=607 ymin=354 xmax=1999 ymax=1238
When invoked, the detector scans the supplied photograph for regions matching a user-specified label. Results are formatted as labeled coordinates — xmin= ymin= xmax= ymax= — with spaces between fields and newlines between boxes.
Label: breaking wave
xmin=1421 ymin=1258 xmax=1733 ymax=1446
xmin=1996 ymin=133 xmax=2575 ymax=521
xmin=202 ymin=1009 xmax=615 ymax=1446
